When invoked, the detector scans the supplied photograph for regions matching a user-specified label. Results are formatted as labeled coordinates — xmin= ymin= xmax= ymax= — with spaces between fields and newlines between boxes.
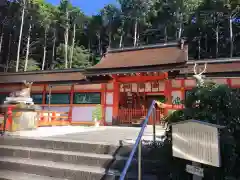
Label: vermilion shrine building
xmin=0 ymin=42 xmax=240 ymax=126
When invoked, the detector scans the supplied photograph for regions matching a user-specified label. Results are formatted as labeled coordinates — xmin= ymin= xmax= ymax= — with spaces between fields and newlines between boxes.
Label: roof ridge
xmin=107 ymin=41 xmax=184 ymax=54
xmin=187 ymin=58 xmax=240 ymax=64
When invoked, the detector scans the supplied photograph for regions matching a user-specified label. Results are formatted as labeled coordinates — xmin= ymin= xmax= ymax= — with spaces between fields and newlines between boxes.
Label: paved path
xmin=47 ymin=126 xmax=166 ymax=145
xmin=7 ymin=125 xmax=166 ymax=145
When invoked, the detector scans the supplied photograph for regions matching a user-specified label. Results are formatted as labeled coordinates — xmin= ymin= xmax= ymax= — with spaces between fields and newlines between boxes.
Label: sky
xmin=47 ymin=0 xmax=118 ymax=16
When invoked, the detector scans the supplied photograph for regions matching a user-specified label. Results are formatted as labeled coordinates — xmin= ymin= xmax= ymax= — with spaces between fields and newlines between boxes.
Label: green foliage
xmin=118 ymin=0 xmax=156 ymax=21
xmin=92 ymin=104 xmax=102 ymax=122
xmin=33 ymin=0 xmax=54 ymax=28
xmin=6 ymin=58 xmax=40 ymax=72
xmin=0 ymin=0 xmax=240 ymax=71
xmin=167 ymin=81 xmax=240 ymax=179
xmin=56 ymin=44 xmax=91 ymax=69
xmin=19 ymin=58 xmax=41 ymax=71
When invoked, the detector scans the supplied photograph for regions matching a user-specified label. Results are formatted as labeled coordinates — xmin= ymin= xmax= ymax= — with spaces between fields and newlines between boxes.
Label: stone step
xmin=0 ymin=145 xmax=162 ymax=173
xmin=0 ymin=136 xmax=167 ymax=158
xmin=0 ymin=145 xmax=126 ymax=171
xmin=0 ymin=156 xmax=157 ymax=180
xmin=0 ymin=137 xmax=121 ymax=155
xmin=0 ymin=136 xmax=161 ymax=158
xmin=0 ymin=170 xmax=64 ymax=180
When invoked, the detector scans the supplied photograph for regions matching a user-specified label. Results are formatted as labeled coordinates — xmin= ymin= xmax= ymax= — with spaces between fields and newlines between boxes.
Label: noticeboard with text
xmin=172 ymin=120 xmax=223 ymax=167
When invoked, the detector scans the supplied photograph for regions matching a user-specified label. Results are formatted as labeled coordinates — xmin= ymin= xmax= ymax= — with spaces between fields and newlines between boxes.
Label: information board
xmin=172 ymin=120 xmax=223 ymax=167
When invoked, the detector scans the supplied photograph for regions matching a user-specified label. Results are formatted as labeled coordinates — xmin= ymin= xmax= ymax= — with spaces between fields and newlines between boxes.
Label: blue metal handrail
xmin=119 ymin=100 xmax=156 ymax=180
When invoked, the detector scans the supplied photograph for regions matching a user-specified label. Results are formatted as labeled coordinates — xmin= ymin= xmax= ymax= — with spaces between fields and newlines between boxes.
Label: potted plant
xmin=92 ymin=104 xmax=102 ymax=127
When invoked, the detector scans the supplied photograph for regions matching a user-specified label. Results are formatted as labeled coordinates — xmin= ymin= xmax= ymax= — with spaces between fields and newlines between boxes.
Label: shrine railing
xmin=0 ymin=105 xmax=71 ymax=134
xmin=118 ymin=104 xmax=184 ymax=125
xmin=37 ymin=110 xmax=71 ymax=126
xmin=118 ymin=108 xmax=164 ymax=125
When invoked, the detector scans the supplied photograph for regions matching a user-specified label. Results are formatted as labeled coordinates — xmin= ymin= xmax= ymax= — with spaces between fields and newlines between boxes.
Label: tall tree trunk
xmin=164 ymin=25 xmax=168 ymax=43
xmin=51 ymin=28 xmax=56 ymax=69
xmin=16 ymin=0 xmax=25 ymax=72
xmin=175 ymin=22 xmax=178 ymax=40
xmin=216 ymin=24 xmax=219 ymax=58
xmin=108 ymin=31 xmax=112 ymax=48
xmin=24 ymin=22 xmax=32 ymax=71
xmin=198 ymin=38 xmax=201 ymax=60
xmin=205 ymin=34 xmax=208 ymax=54
xmin=41 ymin=28 xmax=47 ymax=70
xmin=178 ymin=19 xmax=183 ymax=39
xmin=88 ymin=39 xmax=92 ymax=64
xmin=229 ymin=16 xmax=233 ymax=58
xmin=119 ymin=21 xmax=124 ymax=48
xmin=0 ymin=32 xmax=4 ymax=54
xmin=69 ymin=23 xmax=76 ymax=68
xmin=64 ymin=9 xmax=69 ymax=69
xmin=133 ymin=19 xmax=138 ymax=47
xmin=137 ymin=31 xmax=140 ymax=46
xmin=5 ymin=33 xmax=12 ymax=72
xmin=0 ymin=31 xmax=3 ymax=64
xmin=97 ymin=33 xmax=102 ymax=55
xmin=177 ymin=8 xmax=183 ymax=40
xmin=119 ymin=34 xmax=123 ymax=48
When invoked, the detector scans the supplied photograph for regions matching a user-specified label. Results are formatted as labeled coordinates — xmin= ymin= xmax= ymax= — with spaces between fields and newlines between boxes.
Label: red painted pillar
xmin=69 ymin=84 xmax=74 ymax=124
xmin=101 ymin=84 xmax=106 ymax=126
xmin=163 ymin=72 xmax=172 ymax=121
xmin=5 ymin=106 xmax=13 ymax=131
xmin=113 ymin=80 xmax=120 ymax=125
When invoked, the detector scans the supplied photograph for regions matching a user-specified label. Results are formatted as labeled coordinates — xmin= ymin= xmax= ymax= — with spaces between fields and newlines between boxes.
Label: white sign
xmin=186 ymin=164 xmax=204 ymax=177
xmin=172 ymin=120 xmax=223 ymax=167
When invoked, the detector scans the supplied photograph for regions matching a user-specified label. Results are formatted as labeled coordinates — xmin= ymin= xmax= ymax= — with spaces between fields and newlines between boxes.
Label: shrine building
xmin=0 ymin=41 xmax=240 ymax=126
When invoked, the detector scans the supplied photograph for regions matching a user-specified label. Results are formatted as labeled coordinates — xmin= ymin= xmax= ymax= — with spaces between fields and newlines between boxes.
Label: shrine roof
xmin=86 ymin=41 xmax=188 ymax=75
xmin=0 ymin=69 xmax=87 ymax=84
xmin=179 ymin=58 xmax=240 ymax=77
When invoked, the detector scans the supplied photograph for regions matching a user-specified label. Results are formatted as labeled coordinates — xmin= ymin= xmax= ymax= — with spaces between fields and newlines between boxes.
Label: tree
xmin=0 ymin=0 xmax=239 ymax=72
xmin=23 ymin=15 xmax=32 ymax=71
xmin=167 ymin=81 xmax=240 ymax=179
xmin=36 ymin=0 xmax=55 ymax=70
xmin=224 ymin=1 xmax=240 ymax=57
xmin=58 ymin=0 xmax=72 ymax=69
xmin=101 ymin=4 xmax=120 ymax=48
xmin=56 ymin=43 xmax=91 ymax=69
xmin=118 ymin=0 xmax=156 ymax=46
xmin=69 ymin=7 xmax=85 ymax=68
xmin=16 ymin=0 xmax=26 ymax=72
xmin=88 ymin=15 xmax=103 ymax=55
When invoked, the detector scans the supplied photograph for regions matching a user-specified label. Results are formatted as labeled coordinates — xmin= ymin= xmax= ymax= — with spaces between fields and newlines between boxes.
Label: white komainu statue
xmin=9 ymin=81 xmax=33 ymax=98
xmin=193 ymin=63 xmax=207 ymax=87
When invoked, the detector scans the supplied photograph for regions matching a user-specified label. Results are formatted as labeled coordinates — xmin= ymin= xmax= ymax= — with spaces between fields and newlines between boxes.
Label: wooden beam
xmin=116 ymin=73 xmax=167 ymax=83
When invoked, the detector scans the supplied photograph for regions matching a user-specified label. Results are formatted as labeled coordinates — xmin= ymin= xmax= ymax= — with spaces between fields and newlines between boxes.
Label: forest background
xmin=0 ymin=0 xmax=239 ymax=72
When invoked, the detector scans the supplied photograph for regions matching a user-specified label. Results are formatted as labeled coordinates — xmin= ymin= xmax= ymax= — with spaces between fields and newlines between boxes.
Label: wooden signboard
xmin=138 ymin=83 xmax=145 ymax=92
xmin=119 ymin=81 xmax=163 ymax=93
xmin=152 ymin=81 xmax=159 ymax=92
xmin=145 ymin=82 xmax=151 ymax=92
xmin=124 ymin=84 xmax=131 ymax=92
xmin=172 ymin=120 xmax=224 ymax=167
xmin=126 ymin=92 xmax=133 ymax=108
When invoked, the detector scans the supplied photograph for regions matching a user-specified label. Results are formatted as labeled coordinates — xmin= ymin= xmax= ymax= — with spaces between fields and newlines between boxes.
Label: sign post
xmin=171 ymin=120 xmax=224 ymax=179
xmin=187 ymin=162 xmax=203 ymax=180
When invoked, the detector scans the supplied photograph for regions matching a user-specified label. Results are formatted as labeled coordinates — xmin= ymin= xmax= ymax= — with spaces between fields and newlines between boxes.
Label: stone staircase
xmin=0 ymin=136 xmax=159 ymax=180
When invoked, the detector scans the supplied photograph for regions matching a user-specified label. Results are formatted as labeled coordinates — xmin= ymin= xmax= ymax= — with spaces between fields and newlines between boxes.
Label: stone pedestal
xmin=3 ymin=96 xmax=39 ymax=133
xmin=4 ymin=97 xmax=34 ymax=105
xmin=10 ymin=109 xmax=39 ymax=132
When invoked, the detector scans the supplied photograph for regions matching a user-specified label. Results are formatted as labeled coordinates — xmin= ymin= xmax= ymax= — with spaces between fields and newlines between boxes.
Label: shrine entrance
xmin=117 ymin=80 xmax=166 ymax=125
